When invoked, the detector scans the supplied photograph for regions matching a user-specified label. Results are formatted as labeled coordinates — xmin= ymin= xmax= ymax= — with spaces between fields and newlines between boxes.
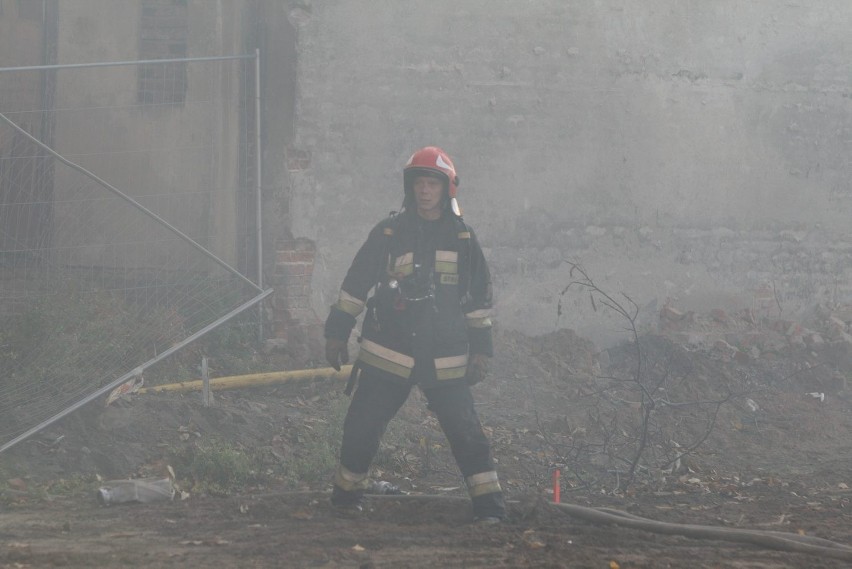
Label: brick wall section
xmin=271 ymin=237 xmax=322 ymax=358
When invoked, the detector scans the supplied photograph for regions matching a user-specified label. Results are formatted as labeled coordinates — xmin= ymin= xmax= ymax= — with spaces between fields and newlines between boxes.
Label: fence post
xmin=201 ymin=356 xmax=212 ymax=407
xmin=255 ymin=48 xmax=265 ymax=344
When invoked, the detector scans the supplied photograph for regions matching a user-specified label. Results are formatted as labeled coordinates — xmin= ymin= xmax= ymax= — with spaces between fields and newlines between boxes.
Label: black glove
xmin=325 ymin=338 xmax=349 ymax=371
xmin=466 ymin=354 xmax=490 ymax=386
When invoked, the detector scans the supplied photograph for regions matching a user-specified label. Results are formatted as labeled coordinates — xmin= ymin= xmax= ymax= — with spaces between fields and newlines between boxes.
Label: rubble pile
xmin=658 ymin=302 xmax=852 ymax=391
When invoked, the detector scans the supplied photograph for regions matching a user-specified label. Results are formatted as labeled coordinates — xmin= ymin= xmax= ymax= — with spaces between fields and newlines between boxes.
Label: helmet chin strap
xmin=401 ymin=189 xmax=462 ymax=217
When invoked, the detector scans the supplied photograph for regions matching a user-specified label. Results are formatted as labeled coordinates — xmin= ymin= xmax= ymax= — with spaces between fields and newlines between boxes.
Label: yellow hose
xmin=138 ymin=365 xmax=353 ymax=394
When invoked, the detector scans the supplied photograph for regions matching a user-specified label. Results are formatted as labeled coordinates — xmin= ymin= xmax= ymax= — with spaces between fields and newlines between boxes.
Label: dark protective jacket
xmin=325 ymin=210 xmax=493 ymax=389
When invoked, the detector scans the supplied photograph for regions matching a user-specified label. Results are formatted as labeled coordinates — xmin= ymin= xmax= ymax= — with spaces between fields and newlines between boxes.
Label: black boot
xmin=331 ymin=485 xmax=365 ymax=516
xmin=472 ymin=492 xmax=506 ymax=523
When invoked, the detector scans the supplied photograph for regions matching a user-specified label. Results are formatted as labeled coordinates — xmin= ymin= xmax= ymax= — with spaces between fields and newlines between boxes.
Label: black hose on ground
xmin=552 ymin=501 xmax=852 ymax=562
xmin=254 ymin=491 xmax=852 ymax=561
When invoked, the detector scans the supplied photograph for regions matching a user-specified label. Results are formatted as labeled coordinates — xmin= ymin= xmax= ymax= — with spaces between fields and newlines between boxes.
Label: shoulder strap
xmin=451 ymin=216 xmax=474 ymax=300
xmin=376 ymin=211 xmax=400 ymax=284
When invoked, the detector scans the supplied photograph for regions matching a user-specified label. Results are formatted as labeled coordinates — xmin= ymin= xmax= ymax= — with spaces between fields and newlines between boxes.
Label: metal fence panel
xmin=0 ymin=55 xmax=265 ymax=452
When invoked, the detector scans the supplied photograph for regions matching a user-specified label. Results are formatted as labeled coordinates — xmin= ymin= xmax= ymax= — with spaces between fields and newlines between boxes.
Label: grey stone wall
xmin=290 ymin=1 xmax=852 ymax=346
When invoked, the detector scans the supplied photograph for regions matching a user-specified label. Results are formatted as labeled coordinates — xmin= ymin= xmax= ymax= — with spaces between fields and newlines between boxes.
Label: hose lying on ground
xmin=552 ymin=501 xmax=852 ymax=562
xmin=137 ymin=365 xmax=351 ymax=394
xmin=361 ymin=493 xmax=852 ymax=562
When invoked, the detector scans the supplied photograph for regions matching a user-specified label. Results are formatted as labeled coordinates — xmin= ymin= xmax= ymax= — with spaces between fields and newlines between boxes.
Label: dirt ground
xmin=3 ymin=306 xmax=852 ymax=568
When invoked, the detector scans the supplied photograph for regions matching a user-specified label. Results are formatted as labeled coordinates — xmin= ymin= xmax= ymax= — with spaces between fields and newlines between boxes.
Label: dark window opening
xmin=137 ymin=0 xmax=188 ymax=105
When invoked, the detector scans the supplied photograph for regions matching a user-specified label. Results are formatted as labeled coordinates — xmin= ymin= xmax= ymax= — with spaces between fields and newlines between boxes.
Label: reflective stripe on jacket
xmin=324 ymin=211 xmax=493 ymax=388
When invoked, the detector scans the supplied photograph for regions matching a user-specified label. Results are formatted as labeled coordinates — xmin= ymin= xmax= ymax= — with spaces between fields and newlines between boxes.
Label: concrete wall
xmin=0 ymin=0 xmax=47 ymax=252
xmin=0 ymin=0 xmax=43 ymax=68
xmin=290 ymin=1 xmax=852 ymax=346
xmin=1 ymin=1 xmax=314 ymax=350
xmin=50 ymin=0 xmax=247 ymax=267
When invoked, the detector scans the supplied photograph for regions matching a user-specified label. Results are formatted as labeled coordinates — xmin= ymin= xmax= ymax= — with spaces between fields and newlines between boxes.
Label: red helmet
xmin=403 ymin=146 xmax=459 ymax=198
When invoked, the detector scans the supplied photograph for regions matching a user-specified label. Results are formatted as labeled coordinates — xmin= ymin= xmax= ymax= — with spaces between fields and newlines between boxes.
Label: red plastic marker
xmin=552 ymin=469 xmax=561 ymax=503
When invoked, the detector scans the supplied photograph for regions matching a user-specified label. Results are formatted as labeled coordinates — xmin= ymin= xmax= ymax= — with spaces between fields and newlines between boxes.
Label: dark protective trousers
xmin=337 ymin=372 xmax=505 ymax=518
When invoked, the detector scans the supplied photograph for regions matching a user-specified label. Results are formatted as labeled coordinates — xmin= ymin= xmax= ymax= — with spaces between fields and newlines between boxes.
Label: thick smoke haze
xmin=286 ymin=1 xmax=852 ymax=346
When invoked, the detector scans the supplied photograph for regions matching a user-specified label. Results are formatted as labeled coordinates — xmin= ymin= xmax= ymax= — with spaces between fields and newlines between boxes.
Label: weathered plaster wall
xmin=50 ymin=0 xmax=246 ymax=267
xmin=290 ymin=1 xmax=852 ymax=346
xmin=0 ymin=0 xmax=43 ymax=68
xmin=0 ymin=0 xmax=49 ymax=258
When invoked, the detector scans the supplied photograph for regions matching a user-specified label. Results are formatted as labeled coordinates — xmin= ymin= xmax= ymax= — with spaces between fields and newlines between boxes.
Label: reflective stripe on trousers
xmin=466 ymin=470 xmax=502 ymax=497
xmin=334 ymin=464 xmax=370 ymax=492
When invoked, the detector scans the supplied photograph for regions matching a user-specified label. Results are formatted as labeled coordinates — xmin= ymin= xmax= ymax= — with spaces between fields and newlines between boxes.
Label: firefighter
xmin=324 ymin=146 xmax=506 ymax=523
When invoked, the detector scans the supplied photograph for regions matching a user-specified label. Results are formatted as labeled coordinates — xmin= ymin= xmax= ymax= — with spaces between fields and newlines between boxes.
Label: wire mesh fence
xmin=0 ymin=54 xmax=267 ymax=452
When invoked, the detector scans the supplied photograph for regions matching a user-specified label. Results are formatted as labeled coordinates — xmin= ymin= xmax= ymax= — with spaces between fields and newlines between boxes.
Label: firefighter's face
xmin=413 ymin=175 xmax=444 ymax=219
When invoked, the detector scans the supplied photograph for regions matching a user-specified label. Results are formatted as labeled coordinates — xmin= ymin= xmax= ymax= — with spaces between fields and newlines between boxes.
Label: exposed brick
xmin=286 ymin=284 xmax=309 ymax=297
xmin=288 ymin=296 xmax=311 ymax=309
xmin=269 ymin=237 xmax=319 ymax=358
xmin=276 ymin=259 xmax=314 ymax=273
xmin=279 ymin=263 xmax=312 ymax=277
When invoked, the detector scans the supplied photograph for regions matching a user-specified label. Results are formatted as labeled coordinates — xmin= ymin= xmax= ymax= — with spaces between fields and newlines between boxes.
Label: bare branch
xmin=552 ymin=259 xmax=739 ymax=492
